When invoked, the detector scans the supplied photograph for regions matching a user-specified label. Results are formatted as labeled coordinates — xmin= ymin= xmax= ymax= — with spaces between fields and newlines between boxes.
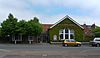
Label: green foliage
xmin=83 ymin=35 xmax=93 ymax=42
xmin=0 ymin=27 xmax=2 ymax=37
xmin=92 ymin=27 xmax=100 ymax=37
xmin=27 ymin=17 xmax=43 ymax=36
xmin=0 ymin=13 xmax=43 ymax=42
xmin=49 ymin=18 xmax=84 ymax=42
xmin=33 ymin=17 xmax=39 ymax=23
xmin=16 ymin=20 xmax=27 ymax=35
xmin=1 ymin=13 xmax=18 ymax=36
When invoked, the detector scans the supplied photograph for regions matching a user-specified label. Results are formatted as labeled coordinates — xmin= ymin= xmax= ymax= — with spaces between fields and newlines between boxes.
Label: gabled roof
xmin=50 ymin=15 xmax=84 ymax=29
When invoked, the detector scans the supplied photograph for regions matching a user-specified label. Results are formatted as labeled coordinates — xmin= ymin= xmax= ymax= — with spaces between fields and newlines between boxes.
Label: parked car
xmin=90 ymin=38 xmax=100 ymax=47
xmin=62 ymin=39 xmax=81 ymax=47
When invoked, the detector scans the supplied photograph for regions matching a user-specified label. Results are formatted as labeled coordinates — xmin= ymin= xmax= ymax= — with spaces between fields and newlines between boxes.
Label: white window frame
xmin=59 ymin=29 xmax=74 ymax=40
xmin=59 ymin=29 xmax=64 ymax=39
xmin=28 ymin=36 xmax=33 ymax=41
xmin=12 ymin=35 xmax=22 ymax=41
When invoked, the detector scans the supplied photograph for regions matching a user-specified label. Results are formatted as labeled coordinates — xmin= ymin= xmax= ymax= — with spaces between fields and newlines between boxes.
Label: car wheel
xmin=77 ymin=44 xmax=81 ymax=47
xmin=64 ymin=44 xmax=68 ymax=47
xmin=96 ymin=44 xmax=100 ymax=47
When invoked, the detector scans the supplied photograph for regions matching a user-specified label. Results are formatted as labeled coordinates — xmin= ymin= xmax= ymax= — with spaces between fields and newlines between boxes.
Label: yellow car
xmin=63 ymin=39 xmax=81 ymax=47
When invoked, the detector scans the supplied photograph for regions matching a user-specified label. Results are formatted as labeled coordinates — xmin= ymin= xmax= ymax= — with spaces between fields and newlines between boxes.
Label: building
xmin=48 ymin=15 xmax=84 ymax=43
xmin=10 ymin=15 xmax=96 ymax=44
xmin=41 ymin=15 xmax=96 ymax=43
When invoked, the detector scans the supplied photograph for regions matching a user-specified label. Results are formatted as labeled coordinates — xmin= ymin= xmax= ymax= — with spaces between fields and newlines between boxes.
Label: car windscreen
xmin=70 ymin=39 xmax=75 ymax=42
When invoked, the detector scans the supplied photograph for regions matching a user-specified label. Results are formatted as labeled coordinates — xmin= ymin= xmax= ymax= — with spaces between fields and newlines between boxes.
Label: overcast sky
xmin=0 ymin=0 xmax=100 ymax=26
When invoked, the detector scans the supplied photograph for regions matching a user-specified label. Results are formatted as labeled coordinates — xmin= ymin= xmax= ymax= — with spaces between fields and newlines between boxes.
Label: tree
xmin=1 ymin=13 xmax=18 ymax=41
xmin=92 ymin=27 xmax=100 ymax=37
xmin=0 ymin=27 xmax=2 ymax=37
xmin=1 ymin=14 xmax=43 ymax=43
xmin=27 ymin=17 xmax=43 ymax=42
xmin=16 ymin=20 xmax=27 ymax=35
xmin=33 ymin=17 xmax=39 ymax=23
xmin=27 ymin=17 xmax=42 ymax=36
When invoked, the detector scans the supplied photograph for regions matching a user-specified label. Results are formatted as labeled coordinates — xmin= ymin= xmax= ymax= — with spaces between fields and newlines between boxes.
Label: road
xmin=0 ymin=43 xmax=100 ymax=58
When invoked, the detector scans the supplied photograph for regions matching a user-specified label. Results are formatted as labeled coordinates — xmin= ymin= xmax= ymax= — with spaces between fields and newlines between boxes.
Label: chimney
xmin=83 ymin=23 xmax=87 ymax=28
xmin=91 ymin=23 xmax=96 ymax=29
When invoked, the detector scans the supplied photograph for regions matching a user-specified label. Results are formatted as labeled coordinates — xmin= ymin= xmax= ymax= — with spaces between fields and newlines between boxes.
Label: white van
xmin=90 ymin=38 xmax=100 ymax=47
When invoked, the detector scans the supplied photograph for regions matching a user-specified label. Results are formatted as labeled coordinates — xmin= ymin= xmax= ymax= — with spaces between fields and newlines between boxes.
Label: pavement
xmin=0 ymin=43 xmax=99 ymax=58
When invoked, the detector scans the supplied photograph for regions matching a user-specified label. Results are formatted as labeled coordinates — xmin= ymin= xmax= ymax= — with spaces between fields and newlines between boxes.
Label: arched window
xmin=53 ymin=35 xmax=57 ymax=40
xmin=59 ymin=29 xmax=63 ymax=39
xmin=59 ymin=29 xmax=74 ymax=40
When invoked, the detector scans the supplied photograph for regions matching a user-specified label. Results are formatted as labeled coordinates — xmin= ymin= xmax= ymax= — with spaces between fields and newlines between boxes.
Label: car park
xmin=63 ymin=39 xmax=81 ymax=47
xmin=90 ymin=38 xmax=100 ymax=47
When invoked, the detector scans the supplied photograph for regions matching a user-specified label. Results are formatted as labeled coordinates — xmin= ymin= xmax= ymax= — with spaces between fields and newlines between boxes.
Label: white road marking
xmin=0 ymin=49 xmax=10 ymax=52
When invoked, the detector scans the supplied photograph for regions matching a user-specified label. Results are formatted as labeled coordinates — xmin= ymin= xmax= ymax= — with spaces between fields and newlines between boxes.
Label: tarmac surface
xmin=0 ymin=43 xmax=99 ymax=58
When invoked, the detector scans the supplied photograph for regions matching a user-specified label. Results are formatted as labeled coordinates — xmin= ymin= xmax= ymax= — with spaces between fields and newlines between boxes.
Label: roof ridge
xmin=50 ymin=15 xmax=84 ymax=29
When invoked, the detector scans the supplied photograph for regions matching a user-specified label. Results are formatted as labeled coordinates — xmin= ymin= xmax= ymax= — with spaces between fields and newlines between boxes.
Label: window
xmin=59 ymin=29 xmax=64 ymax=39
xmin=53 ymin=35 xmax=57 ymax=40
xmin=12 ymin=35 xmax=22 ymax=41
xmin=28 ymin=36 xmax=33 ymax=41
xmin=95 ymin=39 xmax=100 ymax=41
xmin=65 ymin=34 xmax=68 ymax=39
xmin=70 ymin=39 xmax=75 ymax=42
xmin=59 ymin=29 xmax=63 ymax=33
xmin=60 ymin=34 xmax=63 ymax=39
xmin=65 ymin=29 xmax=68 ymax=33
xmin=59 ymin=29 xmax=74 ymax=40
xmin=70 ymin=34 xmax=74 ymax=39
xmin=70 ymin=29 xmax=74 ymax=33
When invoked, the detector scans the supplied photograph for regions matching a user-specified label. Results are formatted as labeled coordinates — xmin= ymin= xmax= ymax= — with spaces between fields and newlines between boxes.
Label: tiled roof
xmin=42 ymin=23 xmax=95 ymax=33
xmin=42 ymin=24 xmax=53 ymax=31
xmin=81 ymin=25 xmax=92 ymax=29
